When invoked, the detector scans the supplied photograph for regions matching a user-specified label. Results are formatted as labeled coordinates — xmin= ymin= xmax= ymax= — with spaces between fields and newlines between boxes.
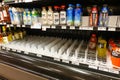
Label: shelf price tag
xmin=12 ymin=49 xmax=16 ymax=52
xmin=2 ymin=46 xmax=5 ymax=50
xmin=54 ymin=58 xmax=60 ymax=61
xmin=61 ymin=26 xmax=66 ymax=29
xmin=108 ymin=27 xmax=116 ymax=31
xmin=6 ymin=47 xmax=10 ymax=51
xmin=10 ymin=24 xmax=14 ymax=27
xmin=31 ymin=23 xmax=41 ymax=29
xmin=17 ymin=25 xmax=20 ymax=27
xmin=72 ymin=61 xmax=79 ymax=65
xmin=62 ymin=59 xmax=69 ymax=63
xmin=99 ymin=67 xmax=109 ymax=72
xmin=89 ymin=65 xmax=97 ymax=69
xmin=37 ymin=54 xmax=42 ymax=57
xmin=51 ymin=26 xmax=56 ymax=29
xmin=22 ymin=25 xmax=25 ymax=27
xmin=42 ymin=26 xmax=50 ymax=31
xmin=70 ymin=26 xmax=75 ymax=30
xmin=109 ymin=69 xmax=119 ymax=74
xmin=24 ymin=0 xmax=33 ymax=2
xmin=7 ymin=25 xmax=10 ymax=28
xmin=24 ymin=51 xmax=29 ymax=54
xmin=98 ymin=27 xmax=106 ymax=31
xmin=17 ymin=50 xmax=21 ymax=53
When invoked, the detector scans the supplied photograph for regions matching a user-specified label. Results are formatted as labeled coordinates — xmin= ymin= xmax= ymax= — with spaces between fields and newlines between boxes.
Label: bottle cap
xmin=92 ymin=34 xmax=96 ymax=37
xmin=68 ymin=4 xmax=73 ymax=7
xmin=61 ymin=5 xmax=65 ymax=9
xmin=54 ymin=6 xmax=59 ymax=9
xmin=76 ymin=4 xmax=81 ymax=7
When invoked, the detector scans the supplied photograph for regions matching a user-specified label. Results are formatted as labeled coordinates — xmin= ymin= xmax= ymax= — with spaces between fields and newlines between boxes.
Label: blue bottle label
xmin=67 ymin=8 xmax=73 ymax=26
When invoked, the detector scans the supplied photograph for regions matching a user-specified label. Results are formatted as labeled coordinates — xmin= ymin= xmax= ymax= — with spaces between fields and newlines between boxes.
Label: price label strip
xmin=71 ymin=61 xmax=79 ymax=65
xmin=89 ymin=65 xmax=98 ymax=69
xmin=108 ymin=27 xmax=116 ymax=31
xmin=98 ymin=27 xmax=106 ymax=31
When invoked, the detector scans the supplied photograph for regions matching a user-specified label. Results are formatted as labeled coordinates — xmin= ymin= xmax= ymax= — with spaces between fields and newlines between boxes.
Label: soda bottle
xmin=99 ymin=4 xmax=109 ymax=27
xmin=60 ymin=5 xmax=66 ymax=25
xmin=67 ymin=4 xmax=74 ymax=26
xmin=74 ymin=4 xmax=82 ymax=26
xmin=89 ymin=5 xmax=98 ymax=27
xmin=41 ymin=7 xmax=47 ymax=25
xmin=53 ymin=6 xmax=60 ymax=25
xmin=47 ymin=6 xmax=53 ymax=25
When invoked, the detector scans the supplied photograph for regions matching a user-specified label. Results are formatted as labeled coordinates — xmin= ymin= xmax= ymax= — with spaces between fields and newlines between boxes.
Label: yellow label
xmin=14 ymin=33 xmax=20 ymax=40
xmin=8 ymin=34 xmax=13 ymax=41
xmin=3 ymin=37 xmax=9 ymax=44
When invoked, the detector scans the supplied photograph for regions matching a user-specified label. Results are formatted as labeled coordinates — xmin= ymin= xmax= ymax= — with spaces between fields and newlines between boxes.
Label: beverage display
xmin=60 ymin=5 xmax=66 ymax=25
xmin=67 ymin=4 xmax=74 ymax=26
xmin=53 ymin=6 xmax=60 ymax=25
xmin=99 ymin=4 xmax=109 ymax=27
xmin=89 ymin=5 xmax=98 ymax=27
xmin=74 ymin=4 xmax=82 ymax=26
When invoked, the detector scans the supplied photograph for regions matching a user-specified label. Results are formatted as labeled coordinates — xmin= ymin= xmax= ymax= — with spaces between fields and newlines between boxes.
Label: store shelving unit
xmin=0 ymin=0 xmax=120 ymax=80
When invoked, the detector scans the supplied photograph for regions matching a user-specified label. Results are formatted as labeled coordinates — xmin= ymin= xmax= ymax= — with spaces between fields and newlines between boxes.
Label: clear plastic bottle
xmin=41 ymin=7 xmax=47 ymax=25
xmin=47 ymin=6 xmax=53 ymax=25
xmin=74 ymin=4 xmax=82 ymax=26
xmin=67 ymin=4 xmax=74 ymax=26
xmin=53 ymin=6 xmax=60 ymax=25
xmin=60 ymin=5 xmax=66 ymax=25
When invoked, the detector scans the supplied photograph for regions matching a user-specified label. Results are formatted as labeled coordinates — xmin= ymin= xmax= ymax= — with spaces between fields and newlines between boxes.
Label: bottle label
xmin=3 ymin=37 xmax=9 ymax=44
xmin=48 ymin=12 xmax=53 ymax=25
xmin=0 ymin=11 xmax=4 ymax=20
xmin=23 ymin=15 xmax=28 ymax=25
xmin=9 ymin=10 xmax=14 ymax=23
xmin=74 ymin=9 xmax=82 ymax=26
xmin=42 ymin=12 xmax=47 ymax=25
xmin=3 ymin=10 xmax=7 ymax=17
xmin=67 ymin=9 xmax=73 ymax=26
xmin=54 ymin=12 xmax=59 ymax=25
xmin=60 ymin=11 xmax=66 ymax=25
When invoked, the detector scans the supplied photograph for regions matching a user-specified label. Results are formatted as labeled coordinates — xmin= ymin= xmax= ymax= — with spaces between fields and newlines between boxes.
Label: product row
xmin=0 ymin=26 xmax=26 ymax=44
xmin=0 ymin=3 xmax=119 ymax=27
xmin=1 ymin=34 xmax=120 ymax=69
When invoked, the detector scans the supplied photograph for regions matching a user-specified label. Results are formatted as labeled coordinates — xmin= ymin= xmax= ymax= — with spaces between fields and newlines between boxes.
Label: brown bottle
xmin=0 ymin=3 xmax=4 ymax=23
xmin=2 ymin=5 xmax=10 ymax=23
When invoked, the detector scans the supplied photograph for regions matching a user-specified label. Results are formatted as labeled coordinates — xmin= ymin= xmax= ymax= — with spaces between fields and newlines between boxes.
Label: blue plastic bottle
xmin=74 ymin=4 xmax=82 ymax=26
xmin=67 ymin=4 xmax=74 ymax=26
xmin=99 ymin=4 xmax=109 ymax=27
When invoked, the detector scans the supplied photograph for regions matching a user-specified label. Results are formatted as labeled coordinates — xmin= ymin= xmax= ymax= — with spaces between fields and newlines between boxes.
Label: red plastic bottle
xmin=89 ymin=5 xmax=98 ymax=27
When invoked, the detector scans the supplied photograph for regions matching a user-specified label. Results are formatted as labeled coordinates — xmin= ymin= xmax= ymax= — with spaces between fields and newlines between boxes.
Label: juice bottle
xmin=2 ymin=5 xmax=11 ymax=23
xmin=47 ymin=6 xmax=53 ymax=25
xmin=60 ymin=5 xmax=66 ymax=25
xmin=74 ymin=4 xmax=82 ymax=26
xmin=23 ymin=9 xmax=28 ymax=25
xmin=97 ymin=37 xmax=107 ymax=61
xmin=89 ymin=5 xmax=98 ymax=27
xmin=7 ymin=26 xmax=12 ymax=42
xmin=27 ymin=9 xmax=32 ymax=25
xmin=9 ymin=7 xmax=14 ymax=24
xmin=2 ymin=26 xmax=9 ymax=44
xmin=88 ymin=34 xmax=97 ymax=50
xmin=0 ymin=28 xmax=3 ymax=43
xmin=67 ymin=4 xmax=74 ymax=26
xmin=53 ymin=6 xmax=60 ymax=25
xmin=99 ymin=4 xmax=109 ymax=27
xmin=41 ymin=7 xmax=47 ymax=25
xmin=0 ymin=3 xmax=4 ymax=23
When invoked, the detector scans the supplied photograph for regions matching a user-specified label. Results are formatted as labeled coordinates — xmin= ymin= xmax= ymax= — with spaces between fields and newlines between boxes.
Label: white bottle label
xmin=3 ymin=10 xmax=7 ymax=17
xmin=42 ymin=12 xmax=47 ymax=25
xmin=47 ymin=12 xmax=53 ymax=25
xmin=60 ymin=11 xmax=66 ymax=25
xmin=3 ymin=37 xmax=9 ymax=44
xmin=0 ymin=11 xmax=3 ymax=20
xmin=54 ymin=12 xmax=59 ymax=25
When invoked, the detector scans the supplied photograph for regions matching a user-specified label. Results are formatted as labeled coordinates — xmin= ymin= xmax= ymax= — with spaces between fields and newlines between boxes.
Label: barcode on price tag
xmin=108 ymin=27 xmax=116 ymax=31
xmin=98 ymin=27 xmax=106 ymax=31
xmin=51 ymin=26 xmax=56 ymax=29
xmin=62 ymin=59 xmax=69 ymax=63
xmin=54 ymin=58 xmax=60 ymax=61
xmin=70 ymin=26 xmax=75 ymax=29
xmin=61 ymin=26 xmax=66 ymax=29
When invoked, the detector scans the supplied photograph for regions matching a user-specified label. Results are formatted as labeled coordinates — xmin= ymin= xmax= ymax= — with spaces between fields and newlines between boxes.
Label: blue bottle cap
xmin=76 ymin=4 xmax=81 ymax=7
xmin=69 ymin=4 xmax=73 ymax=7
